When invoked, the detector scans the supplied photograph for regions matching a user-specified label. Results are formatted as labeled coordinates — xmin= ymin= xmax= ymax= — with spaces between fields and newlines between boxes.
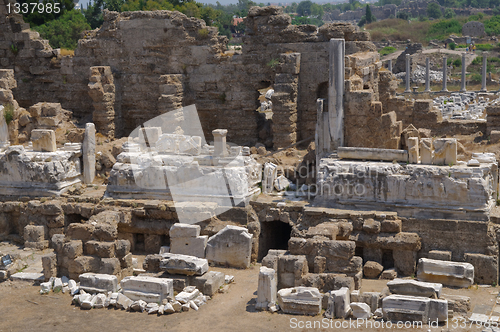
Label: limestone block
xmin=363 ymin=261 xmax=383 ymax=279
xmin=278 ymin=255 xmax=309 ymax=289
xmin=256 ymin=266 xmax=277 ymax=311
xmin=24 ymin=225 xmax=44 ymax=242
xmin=338 ymin=147 xmax=408 ymax=162
xmin=171 ymin=236 xmax=207 ymax=258
xmin=175 ymin=288 xmax=200 ymax=304
xmin=464 ymin=253 xmax=498 ymax=285
xmin=169 ymin=223 xmax=201 ymax=238
xmin=63 ymin=240 xmax=83 ymax=259
xmin=140 ymin=127 xmax=162 ymax=146
xmin=159 ymin=253 xmax=208 ymax=276
xmin=382 ymin=294 xmax=430 ymax=322
xmin=433 ymin=138 xmax=457 ymax=165
xmin=305 ymin=224 xmax=338 ymax=240
xmin=358 ymin=292 xmax=379 ymax=312
xmin=121 ymin=276 xmax=173 ymax=303
xmin=99 ymin=258 xmax=121 ymax=275
xmin=191 ymin=271 xmax=225 ymax=296
xmin=387 ymin=279 xmax=442 ymax=298
xmin=380 ymin=268 xmax=397 ymax=280
xmin=79 ymin=273 xmax=118 ymax=293
xmin=393 ymin=250 xmax=417 ymax=276
xmin=351 ymin=302 xmax=371 ymax=319
xmin=277 ymin=287 xmax=322 ymax=316
xmin=31 ymin=129 xmax=56 ymax=152
xmin=326 ymin=286 xmax=351 ymax=319
xmin=82 ymin=123 xmax=96 ymax=184
xmin=408 ymin=137 xmax=419 ymax=164
xmin=441 ymin=294 xmax=470 ymax=316
xmin=428 ymin=250 xmax=452 ymax=261
xmin=420 ymin=138 xmax=433 ymax=165
xmin=212 ymin=129 xmax=227 ymax=157
xmin=261 ymin=249 xmax=287 ymax=271
xmin=42 ymin=253 xmax=57 ymax=281
xmin=263 ymin=162 xmax=277 ymax=194
xmin=206 ymin=225 xmax=252 ymax=269
xmin=274 ymin=175 xmax=290 ymax=191
xmin=130 ymin=300 xmax=147 ymax=312
xmin=417 ymin=258 xmax=474 ymax=288
xmin=116 ymin=293 xmax=133 ymax=310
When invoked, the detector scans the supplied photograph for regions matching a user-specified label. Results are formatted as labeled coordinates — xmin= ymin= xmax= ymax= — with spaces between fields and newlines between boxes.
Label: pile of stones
xmin=433 ymin=92 xmax=490 ymax=120
xmin=395 ymin=65 xmax=443 ymax=84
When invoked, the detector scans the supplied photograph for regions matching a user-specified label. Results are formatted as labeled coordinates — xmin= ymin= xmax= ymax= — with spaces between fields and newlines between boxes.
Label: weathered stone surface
xmin=393 ymin=250 xmax=417 ymax=276
xmin=206 ymin=225 xmax=252 ymax=269
xmin=417 ymin=258 xmax=474 ymax=288
xmin=116 ymin=293 xmax=133 ymax=310
xmin=82 ymin=123 xmax=96 ymax=184
xmin=277 ymin=287 xmax=322 ymax=316
xmin=363 ymin=261 xmax=383 ymax=279
xmin=325 ymin=286 xmax=350 ymax=319
xmin=382 ymin=294 xmax=448 ymax=322
xmin=428 ymin=250 xmax=452 ymax=261
xmin=351 ymin=302 xmax=371 ymax=319
xmin=160 ymin=253 xmax=208 ymax=276
xmin=31 ymin=129 xmax=56 ymax=152
xmin=191 ymin=270 xmax=225 ymax=296
xmin=175 ymin=287 xmax=200 ymax=304
xmin=278 ymin=255 xmax=309 ymax=289
xmin=169 ymin=223 xmax=201 ymax=238
xmin=170 ymin=236 xmax=208 ymax=258
xmin=79 ymin=273 xmax=118 ymax=293
xmin=464 ymin=253 xmax=497 ymax=285
xmin=121 ymin=276 xmax=173 ymax=303
xmin=256 ymin=266 xmax=277 ymax=311
xmin=387 ymin=279 xmax=442 ymax=298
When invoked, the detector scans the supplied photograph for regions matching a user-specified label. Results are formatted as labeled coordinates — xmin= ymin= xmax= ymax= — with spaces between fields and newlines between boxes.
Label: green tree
xmin=297 ymin=0 xmax=312 ymax=16
xmin=34 ymin=9 xmax=90 ymax=49
xmin=426 ymin=2 xmax=442 ymax=19
xmin=18 ymin=0 xmax=75 ymax=27
xmin=444 ymin=8 xmax=455 ymax=19
xmin=310 ymin=3 xmax=323 ymax=17
xmin=83 ymin=0 xmax=104 ymax=29
xmin=365 ymin=4 xmax=376 ymax=23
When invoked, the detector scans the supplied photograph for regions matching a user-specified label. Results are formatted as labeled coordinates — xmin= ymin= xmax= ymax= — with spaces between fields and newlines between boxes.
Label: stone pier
xmin=405 ymin=54 xmax=411 ymax=93
xmin=212 ymin=129 xmax=227 ymax=157
xmin=481 ymin=52 xmax=488 ymax=92
xmin=82 ymin=123 xmax=96 ymax=184
xmin=328 ymin=38 xmax=345 ymax=149
xmin=460 ymin=53 xmax=466 ymax=92
xmin=424 ymin=58 xmax=430 ymax=92
xmin=442 ymin=57 xmax=448 ymax=92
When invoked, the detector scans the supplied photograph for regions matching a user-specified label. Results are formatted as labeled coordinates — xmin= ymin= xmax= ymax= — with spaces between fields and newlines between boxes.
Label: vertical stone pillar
xmin=82 ymin=123 xmax=96 ymax=184
xmin=441 ymin=57 xmax=448 ymax=92
xmin=420 ymin=138 xmax=433 ymax=165
xmin=256 ymin=266 xmax=277 ymax=311
xmin=425 ymin=57 xmax=431 ymax=92
xmin=328 ymin=38 xmax=345 ymax=149
xmin=460 ymin=52 xmax=467 ymax=92
xmin=408 ymin=137 xmax=419 ymax=164
xmin=388 ymin=59 xmax=392 ymax=72
xmin=88 ymin=66 xmax=115 ymax=138
xmin=212 ymin=129 xmax=227 ymax=157
xmin=405 ymin=54 xmax=411 ymax=93
xmin=481 ymin=52 xmax=488 ymax=92
xmin=315 ymin=98 xmax=329 ymax=166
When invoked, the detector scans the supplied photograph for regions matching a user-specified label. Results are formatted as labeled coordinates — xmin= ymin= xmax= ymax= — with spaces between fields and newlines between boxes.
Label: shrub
xmin=449 ymin=42 xmax=456 ymax=50
xmin=475 ymin=43 xmax=494 ymax=51
xmin=379 ymin=46 xmax=397 ymax=56
xmin=470 ymin=73 xmax=482 ymax=83
xmin=453 ymin=59 xmax=461 ymax=67
xmin=197 ymin=28 xmax=209 ymax=39
xmin=2 ymin=103 xmax=14 ymax=125
xmin=34 ymin=10 xmax=90 ymax=50
xmin=426 ymin=19 xmax=462 ymax=40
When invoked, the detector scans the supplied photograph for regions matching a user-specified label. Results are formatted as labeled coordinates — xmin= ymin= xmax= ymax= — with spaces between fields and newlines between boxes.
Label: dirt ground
xmin=0 ymin=263 xmax=497 ymax=332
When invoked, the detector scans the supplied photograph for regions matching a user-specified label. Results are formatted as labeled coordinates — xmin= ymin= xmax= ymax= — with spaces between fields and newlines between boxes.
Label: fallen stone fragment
xmin=225 ymin=275 xmax=234 ymax=284
xmin=189 ymin=300 xmax=199 ymax=311
xmin=68 ymin=280 xmax=78 ymax=295
xmin=160 ymin=253 xmax=208 ymax=276
xmin=278 ymin=287 xmax=322 ymax=316
xmin=116 ymin=293 xmax=133 ymax=310
xmin=81 ymin=294 xmax=98 ymax=309
xmin=164 ymin=303 xmax=175 ymax=314
xmin=121 ymin=276 xmax=173 ymax=303
xmin=351 ymin=302 xmax=371 ymax=319
xmin=93 ymin=294 xmax=107 ymax=309
xmin=79 ymin=273 xmax=118 ymax=293
xmin=417 ymin=258 xmax=474 ymax=288
xmin=130 ymin=300 xmax=147 ymax=312
xmin=146 ymin=303 xmax=159 ymax=314
xmin=40 ymin=281 xmax=51 ymax=294
xmin=53 ymin=278 xmax=63 ymax=293
xmin=182 ymin=303 xmax=190 ymax=311
xmin=387 ymin=279 xmax=442 ymax=298
xmin=175 ymin=288 xmax=200 ymax=304
xmin=172 ymin=301 xmax=182 ymax=312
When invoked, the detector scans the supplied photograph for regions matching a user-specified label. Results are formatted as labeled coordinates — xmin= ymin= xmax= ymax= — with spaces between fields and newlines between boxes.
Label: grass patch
xmin=366 ymin=19 xmax=431 ymax=43
xmin=2 ymin=103 xmax=14 ymax=125
xmin=379 ymin=46 xmax=397 ymax=56
xmin=197 ymin=28 xmax=209 ymax=39
xmin=60 ymin=48 xmax=75 ymax=57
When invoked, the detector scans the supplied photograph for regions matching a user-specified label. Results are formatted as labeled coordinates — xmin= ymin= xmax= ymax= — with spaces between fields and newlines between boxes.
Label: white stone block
xmin=40 ymin=281 xmax=51 ymax=294
xmin=408 ymin=137 xmax=419 ymax=164
xmin=53 ymin=278 xmax=63 ymax=292
xmin=116 ymin=293 xmax=133 ymax=310
xmin=169 ymin=223 xmax=201 ymax=238
xmin=351 ymin=302 xmax=371 ymax=319
xmin=256 ymin=266 xmax=277 ymax=311
xmin=170 ymin=235 xmax=208 ymax=258
xmin=382 ymin=294 xmax=448 ymax=322
xmin=82 ymin=123 xmax=96 ymax=184
xmin=146 ymin=302 xmax=159 ymax=314
xmin=274 ymin=175 xmax=290 ymax=191
xmin=31 ymin=129 xmax=56 ymax=152
xmin=433 ymin=138 xmax=457 ymax=165
xmin=387 ymin=279 xmax=442 ymax=298
xmin=121 ymin=276 xmax=173 ymax=303
xmin=160 ymin=253 xmax=209 ymax=276
xmin=338 ymin=147 xmax=408 ymax=162
xmin=326 ymin=287 xmax=351 ymax=319
xmin=130 ymin=300 xmax=147 ymax=312
xmin=277 ymin=287 xmax=322 ymax=316
xmin=164 ymin=303 xmax=175 ymax=314
xmin=206 ymin=225 xmax=253 ymax=269
xmin=175 ymin=288 xmax=200 ymax=304
xmin=159 ymin=246 xmax=170 ymax=254
xmin=417 ymin=258 xmax=474 ymax=288
xmin=81 ymin=294 xmax=98 ymax=309
xmin=263 ymin=163 xmax=277 ymax=194
xmin=79 ymin=273 xmax=118 ymax=293
xmin=189 ymin=300 xmax=199 ymax=311
xmin=93 ymin=293 xmax=107 ymax=309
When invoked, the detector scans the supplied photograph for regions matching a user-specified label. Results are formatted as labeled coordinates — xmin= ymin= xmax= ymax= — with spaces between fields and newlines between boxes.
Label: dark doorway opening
xmin=355 ymin=246 xmax=364 ymax=263
xmin=382 ymin=249 xmax=394 ymax=269
xmin=258 ymin=221 xmax=292 ymax=261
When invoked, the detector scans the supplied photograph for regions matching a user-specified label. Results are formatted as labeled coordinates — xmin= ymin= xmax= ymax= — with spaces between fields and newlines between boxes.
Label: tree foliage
xmin=33 ymin=9 xmax=90 ymax=49
xmin=17 ymin=0 xmax=75 ymax=26
xmin=426 ymin=2 xmax=442 ymax=19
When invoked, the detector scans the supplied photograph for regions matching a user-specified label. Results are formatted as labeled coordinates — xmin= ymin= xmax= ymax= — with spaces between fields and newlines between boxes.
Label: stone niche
xmin=315 ymin=158 xmax=498 ymax=221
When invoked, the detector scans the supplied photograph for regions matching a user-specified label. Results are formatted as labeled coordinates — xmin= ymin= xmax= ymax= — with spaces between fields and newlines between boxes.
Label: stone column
xmin=441 ymin=57 xmax=448 ymax=92
xmin=256 ymin=266 xmax=277 ymax=311
xmin=460 ymin=52 xmax=467 ymax=92
xmin=315 ymin=98 xmax=329 ymax=164
xmin=481 ymin=52 xmax=488 ymax=92
xmin=212 ymin=129 xmax=227 ymax=157
xmin=388 ymin=59 xmax=392 ymax=72
xmin=425 ymin=57 xmax=431 ymax=92
xmin=405 ymin=54 xmax=411 ymax=93
xmin=82 ymin=123 xmax=96 ymax=184
xmin=328 ymin=38 xmax=345 ymax=149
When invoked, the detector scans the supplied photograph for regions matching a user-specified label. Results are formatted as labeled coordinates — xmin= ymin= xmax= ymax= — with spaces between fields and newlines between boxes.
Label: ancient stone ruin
xmin=2 ymin=0 xmax=500 ymax=328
